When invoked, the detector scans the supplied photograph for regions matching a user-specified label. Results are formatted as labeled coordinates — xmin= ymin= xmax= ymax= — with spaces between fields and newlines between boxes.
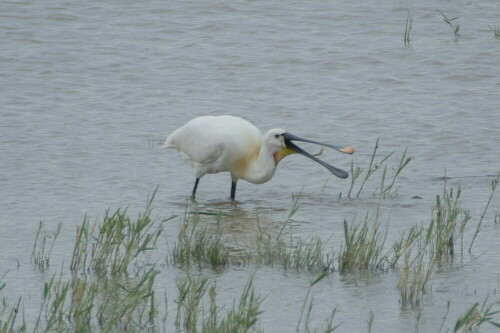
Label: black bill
xmin=282 ymin=132 xmax=354 ymax=179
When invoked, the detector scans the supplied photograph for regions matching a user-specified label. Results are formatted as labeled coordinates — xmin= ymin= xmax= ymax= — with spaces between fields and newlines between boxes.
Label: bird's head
xmin=264 ymin=129 xmax=354 ymax=179
xmin=263 ymin=128 xmax=289 ymax=154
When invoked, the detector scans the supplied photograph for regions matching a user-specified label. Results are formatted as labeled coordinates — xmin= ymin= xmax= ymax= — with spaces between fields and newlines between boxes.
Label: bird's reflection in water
xmin=181 ymin=199 xmax=288 ymax=258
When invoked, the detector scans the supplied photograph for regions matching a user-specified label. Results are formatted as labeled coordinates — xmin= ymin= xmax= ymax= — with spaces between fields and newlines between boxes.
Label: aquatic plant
xmin=390 ymin=224 xmax=423 ymax=268
xmin=204 ymin=276 xmax=263 ymax=333
xmin=29 ymin=265 xmax=159 ymax=332
xmin=380 ymin=148 xmax=411 ymax=198
xmin=438 ymin=10 xmax=460 ymax=39
xmin=31 ymin=221 xmax=62 ymax=272
xmin=69 ymin=187 xmax=168 ymax=276
xmin=5 ymin=189 xmax=165 ymax=332
xmin=296 ymin=273 xmax=342 ymax=333
xmin=171 ymin=211 xmax=230 ymax=270
xmin=3 ymin=178 xmax=499 ymax=331
xmin=175 ymin=274 xmax=209 ymax=331
xmin=171 ymin=197 xmax=333 ymax=273
xmin=396 ymin=184 xmax=473 ymax=308
xmin=469 ymin=172 xmax=499 ymax=253
xmin=454 ymin=297 xmax=500 ymax=332
xmin=174 ymin=273 xmax=263 ymax=333
xmin=367 ymin=311 xmax=374 ymax=333
xmin=488 ymin=25 xmax=500 ymax=39
xmin=397 ymin=247 xmax=436 ymax=308
xmin=404 ymin=9 xmax=413 ymax=46
xmin=338 ymin=213 xmax=389 ymax=273
xmin=347 ymin=139 xmax=411 ymax=199
xmin=257 ymin=222 xmax=333 ymax=273
xmin=278 ymin=237 xmax=333 ymax=273
xmin=428 ymin=187 xmax=471 ymax=258
xmin=0 ymin=291 xmax=25 ymax=333
xmin=348 ymin=138 xmax=386 ymax=199
xmin=258 ymin=196 xmax=333 ymax=273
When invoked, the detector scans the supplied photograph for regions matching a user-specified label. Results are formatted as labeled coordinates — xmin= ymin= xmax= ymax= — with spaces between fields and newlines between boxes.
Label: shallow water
xmin=1 ymin=0 xmax=499 ymax=331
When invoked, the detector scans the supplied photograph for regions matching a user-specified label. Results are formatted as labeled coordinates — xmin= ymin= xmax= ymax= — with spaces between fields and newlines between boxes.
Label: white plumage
xmin=164 ymin=115 xmax=354 ymax=201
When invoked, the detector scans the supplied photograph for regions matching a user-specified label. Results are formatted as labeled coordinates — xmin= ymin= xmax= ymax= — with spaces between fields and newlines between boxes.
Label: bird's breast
xmin=230 ymin=145 xmax=261 ymax=179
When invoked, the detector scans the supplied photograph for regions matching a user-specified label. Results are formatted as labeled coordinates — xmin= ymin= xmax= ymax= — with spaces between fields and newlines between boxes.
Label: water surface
xmin=1 ymin=0 xmax=499 ymax=331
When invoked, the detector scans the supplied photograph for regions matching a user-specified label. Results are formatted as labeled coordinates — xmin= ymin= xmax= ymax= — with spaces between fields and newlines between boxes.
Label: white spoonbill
xmin=163 ymin=115 xmax=354 ymax=201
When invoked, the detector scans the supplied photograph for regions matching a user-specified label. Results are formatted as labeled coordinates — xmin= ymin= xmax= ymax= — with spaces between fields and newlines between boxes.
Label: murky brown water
xmin=1 ymin=0 xmax=499 ymax=331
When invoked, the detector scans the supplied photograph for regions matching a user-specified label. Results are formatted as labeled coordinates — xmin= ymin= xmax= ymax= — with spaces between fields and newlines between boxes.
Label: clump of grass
xmin=33 ymin=273 xmax=72 ymax=332
xmin=171 ymin=211 xmax=230 ymax=270
xmin=396 ymin=184 xmax=473 ymax=308
xmin=255 ymin=234 xmax=333 ymax=273
xmin=4 ymin=179 xmax=500 ymax=331
xmin=69 ymin=216 xmax=90 ymax=275
xmin=397 ymin=248 xmax=436 ymax=308
xmin=255 ymin=196 xmax=334 ymax=273
xmin=296 ymin=273 xmax=342 ymax=333
xmin=31 ymin=221 xmax=62 ymax=272
xmin=454 ymin=297 xmax=500 ymax=332
xmin=488 ymin=25 xmax=500 ymax=39
xmin=0 ymin=291 xmax=25 ymax=333
xmin=394 ymin=181 xmax=478 ymax=308
xmin=347 ymin=139 xmax=411 ymax=199
xmin=96 ymin=267 xmax=159 ymax=331
xmin=68 ymin=277 xmax=96 ymax=331
xmin=438 ymin=10 xmax=460 ymax=39
xmin=469 ymin=172 xmax=499 ymax=253
xmin=205 ymin=276 xmax=263 ymax=333
xmin=338 ymin=213 xmax=389 ymax=273
xmin=13 ymin=189 xmax=165 ymax=332
xmin=30 ymin=266 xmax=159 ymax=332
xmin=428 ymin=187 xmax=471 ymax=258
xmin=174 ymin=274 xmax=263 ymax=333
xmin=171 ymin=198 xmax=333 ymax=273
xmin=69 ymin=187 xmax=168 ymax=276
xmin=404 ymin=9 xmax=413 ymax=46
xmin=279 ymin=237 xmax=333 ymax=273
xmin=379 ymin=148 xmax=411 ymax=198
xmin=390 ymin=224 xmax=423 ymax=268
xmin=348 ymin=139 xmax=386 ymax=199
xmin=367 ymin=311 xmax=375 ymax=333
xmin=89 ymin=208 xmax=165 ymax=276
xmin=175 ymin=275 xmax=209 ymax=331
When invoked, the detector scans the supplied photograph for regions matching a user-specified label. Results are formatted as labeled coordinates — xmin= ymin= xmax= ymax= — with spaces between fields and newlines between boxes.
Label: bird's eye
xmin=275 ymin=134 xmax=280 ymax=139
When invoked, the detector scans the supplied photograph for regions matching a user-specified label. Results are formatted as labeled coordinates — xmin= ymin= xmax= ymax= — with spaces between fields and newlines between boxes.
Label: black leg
xmin=191 ymin=178 xmax=200 ymax=199
xmin=230 ymin=181 xmax=237 ymax=201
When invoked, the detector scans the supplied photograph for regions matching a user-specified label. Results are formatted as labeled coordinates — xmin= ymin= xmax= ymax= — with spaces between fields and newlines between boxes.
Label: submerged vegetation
xmin=488 ymin=25 xmax=500 ymax=39
xmin=31 ymin=221 xmax=62 ymax=272
xmin=404 ymin=9 xmax=413 ymax=46
xmin=171 ymin=211 xmax=230 ymax=270
xmin=454 ymin=298 xmax=500 ymax=332
xmin=338 ymin=214 xmax=388 ymax=273
xmin=347 ymin=139 xmax=411 ymax=199
xmin=175 ymin=274 xmax=263 ymax=333
xmin=401 ymin=9 xmax=500 ymax=42
xmin=438 ymin=10 xmax=461 ymax=40
xmin=1 ymin=169 xmax=499 ymax=332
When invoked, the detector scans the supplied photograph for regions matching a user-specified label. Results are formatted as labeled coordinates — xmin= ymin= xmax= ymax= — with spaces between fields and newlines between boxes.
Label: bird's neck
xmin=240 ymin=144 xmax=277 ymax=184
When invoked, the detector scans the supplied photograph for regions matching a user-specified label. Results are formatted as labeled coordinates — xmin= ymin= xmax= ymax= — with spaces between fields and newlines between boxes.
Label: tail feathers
xmin=161 ymin=135 xmax=176 ymax=149
xmin=160 ymin=143 xmax=175 ymax=149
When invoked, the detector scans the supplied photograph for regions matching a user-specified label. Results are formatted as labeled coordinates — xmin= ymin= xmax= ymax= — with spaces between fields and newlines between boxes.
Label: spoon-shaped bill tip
xmin=339 ymin=146 xmax=355 ymax=154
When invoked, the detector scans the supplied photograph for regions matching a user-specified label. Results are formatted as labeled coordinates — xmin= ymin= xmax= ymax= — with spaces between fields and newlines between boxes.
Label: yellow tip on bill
xmin=340 ymin=147 xmax=355 ymax=154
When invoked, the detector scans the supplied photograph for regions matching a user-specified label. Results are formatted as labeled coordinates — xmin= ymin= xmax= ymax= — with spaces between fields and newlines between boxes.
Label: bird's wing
xmin=166 ymin=119 xmax=227 ymax=164
xmin=166 ymin=116 xmax=262 ymax=172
